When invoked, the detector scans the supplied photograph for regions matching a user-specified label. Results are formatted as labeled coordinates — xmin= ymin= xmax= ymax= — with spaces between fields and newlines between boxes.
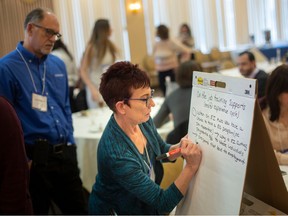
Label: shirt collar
xmin=248 ymin=68 xmax=260 ymax=78
xmin=17 ymin=41 xmax=48 ymax=62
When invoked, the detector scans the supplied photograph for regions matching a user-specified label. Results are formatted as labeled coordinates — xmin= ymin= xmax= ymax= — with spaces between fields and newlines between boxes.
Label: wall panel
xmin=0 ymin=0 xmax=53 ymax=57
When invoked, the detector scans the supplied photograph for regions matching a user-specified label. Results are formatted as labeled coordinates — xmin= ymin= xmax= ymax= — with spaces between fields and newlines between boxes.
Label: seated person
xmin=88 ymin=61 xmax=202 ymax=215
xmin=153 ymin=60 xmax=202 ymax=143
xmin=237 ymin=51 xmax=268 ymax=102
xmin=262 ymin=64 xmax=288 ymax=165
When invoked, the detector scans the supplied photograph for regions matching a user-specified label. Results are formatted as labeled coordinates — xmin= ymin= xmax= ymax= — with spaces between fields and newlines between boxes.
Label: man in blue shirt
xmin=0 ymin=8 xmax=87 ymax=214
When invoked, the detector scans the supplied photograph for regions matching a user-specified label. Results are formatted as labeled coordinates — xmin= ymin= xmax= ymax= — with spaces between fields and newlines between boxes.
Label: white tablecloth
xmin=218 ymin=61 xmax=281 ymax=77
xmin=73 ymin=97 xmax=173 ymax=191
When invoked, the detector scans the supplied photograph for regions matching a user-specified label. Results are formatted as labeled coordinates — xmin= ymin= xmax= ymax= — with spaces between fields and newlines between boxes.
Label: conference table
xmin=73 ymin=97 xmax=173 ymax=192
xmin=258 ymin=42 xmax=288 ymax=62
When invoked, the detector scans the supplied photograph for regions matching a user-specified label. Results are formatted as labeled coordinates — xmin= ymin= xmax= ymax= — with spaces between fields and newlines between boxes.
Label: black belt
xmin=25 ymin=140 xmax=67 ymax=159
xmin=51 ymin=143 xmax=66 ymax=154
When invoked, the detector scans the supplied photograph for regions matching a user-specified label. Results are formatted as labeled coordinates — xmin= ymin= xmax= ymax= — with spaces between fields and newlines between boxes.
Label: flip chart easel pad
xmin=176 ymin=72 xmax=256 ymax=215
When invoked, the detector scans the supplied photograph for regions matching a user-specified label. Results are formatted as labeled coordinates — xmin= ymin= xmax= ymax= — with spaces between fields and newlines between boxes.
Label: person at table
xmin=88 ymin=61 xmax=202 ymax=215
xmin=262 ymin=64 xmax=288 ymax=165
xmin=237 ymin=51 xmax=268 ymax=102
xmin=0 ymin=8 xmax=87 ymax=214
xmin=0 ymin=96 xmax=33 ymax=214
xmin=153 ymin=60 xmax=202 ymax=144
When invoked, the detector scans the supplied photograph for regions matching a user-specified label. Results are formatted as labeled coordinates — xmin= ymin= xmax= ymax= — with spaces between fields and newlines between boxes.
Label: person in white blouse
xmin=262 ymin=64 xmax=288 ymax=165
xmin=80 ymin=19 xmax=118 ymax=108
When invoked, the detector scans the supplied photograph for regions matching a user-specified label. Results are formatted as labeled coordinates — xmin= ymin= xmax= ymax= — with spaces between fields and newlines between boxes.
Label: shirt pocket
xmin=50 ymin=72 xmax=68 ymax=104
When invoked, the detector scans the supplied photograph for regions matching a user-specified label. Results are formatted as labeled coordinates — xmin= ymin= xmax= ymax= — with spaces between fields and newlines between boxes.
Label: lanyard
xmin=140 ymin=130 xmax=155 ymax=180
xmin=16 ymin=48 xmax=46 ymax=95
xmin=144 ymin=145 xmax=152 ymax=170
xmin=144 ymin=144 xmax=154 ymax=178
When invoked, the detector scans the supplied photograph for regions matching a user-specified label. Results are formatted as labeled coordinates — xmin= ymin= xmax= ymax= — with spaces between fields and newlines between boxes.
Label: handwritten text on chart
xmin=192 ymin=90 xmax=249 ymax=165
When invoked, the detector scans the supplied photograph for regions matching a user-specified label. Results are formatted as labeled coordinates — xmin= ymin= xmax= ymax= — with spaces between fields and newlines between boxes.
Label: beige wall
xmin=0 ymin=0 xmax=148 ymax=65
xmin=0 ymin=0 xmax=53 ymax=57
xmin=125 ymin=0 xmax=147 ymax=66
xmin=235 ymin=0 xmax=249 ymax=44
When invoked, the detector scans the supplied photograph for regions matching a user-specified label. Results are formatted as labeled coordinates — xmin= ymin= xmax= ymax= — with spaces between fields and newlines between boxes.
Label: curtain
xmin=52 ymin=0 xmax=127 ymax=66
xmin=144 ymin=0 xmax=288 ymax=54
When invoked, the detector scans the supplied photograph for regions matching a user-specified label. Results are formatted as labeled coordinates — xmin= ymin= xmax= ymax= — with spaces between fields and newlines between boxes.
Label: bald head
xmin=24 ymin=8 xmax=55 ymax=30
xmin=23 ymin=8 xmax=60 ymax=58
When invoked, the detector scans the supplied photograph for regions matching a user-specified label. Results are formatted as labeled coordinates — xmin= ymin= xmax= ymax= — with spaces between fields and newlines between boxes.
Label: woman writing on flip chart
xmin=88 ymin=61 xmax=202 ymax=215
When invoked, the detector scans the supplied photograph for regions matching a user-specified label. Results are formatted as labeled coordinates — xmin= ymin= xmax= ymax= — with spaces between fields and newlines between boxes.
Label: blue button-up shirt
xmin=0 ymin=42 xmax=75 ymax=145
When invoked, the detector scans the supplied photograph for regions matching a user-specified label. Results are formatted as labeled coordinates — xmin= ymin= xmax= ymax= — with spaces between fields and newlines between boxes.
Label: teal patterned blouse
xmin=88 ymin=115 xmax=183 ymax=215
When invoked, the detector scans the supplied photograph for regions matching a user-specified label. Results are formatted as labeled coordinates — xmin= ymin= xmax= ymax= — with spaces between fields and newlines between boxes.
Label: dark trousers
xmin=28 ymin=145 xmax=87 ymax=214
xmin=158 ymin=69 xmax=176 ymax=96
xmin=69 ymin=86 xmax=88 ymax=113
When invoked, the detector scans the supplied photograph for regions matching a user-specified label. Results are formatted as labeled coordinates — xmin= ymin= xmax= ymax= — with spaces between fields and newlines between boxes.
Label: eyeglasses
xmin=32 ymin=23 xmax=62 ymax=41
xmin=124 ymin=89 xmax=155 ymax=107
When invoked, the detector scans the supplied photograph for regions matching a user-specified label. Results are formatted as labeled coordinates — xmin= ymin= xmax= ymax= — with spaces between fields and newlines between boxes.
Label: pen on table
xmin=156 ymin=148 xmax=181 ymax=161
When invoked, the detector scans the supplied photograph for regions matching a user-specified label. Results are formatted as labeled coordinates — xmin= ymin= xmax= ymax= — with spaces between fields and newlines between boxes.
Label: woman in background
xmin=153 ymin=24 xmax=190 ymax=96
xmin=80 ymin=19 xmax=118 ymax=108
xmin=153 ymin=60 xmax=202 ymax=143
xmin=262 ymin=64 xmax=288 ymax=165
xmin=178 ymin=23 xmax=195 ymax=48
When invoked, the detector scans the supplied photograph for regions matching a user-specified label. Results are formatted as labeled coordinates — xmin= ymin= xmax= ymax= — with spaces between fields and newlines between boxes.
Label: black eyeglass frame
xmin=31 ymin=23 xmax=62 ymax=40
xmin=124 ymin=89 xmax=155 ymax=107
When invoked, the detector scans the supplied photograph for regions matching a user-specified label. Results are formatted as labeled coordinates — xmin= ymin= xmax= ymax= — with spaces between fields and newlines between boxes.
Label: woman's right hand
xmin=180 ymin=137 xmax=202 ymax=173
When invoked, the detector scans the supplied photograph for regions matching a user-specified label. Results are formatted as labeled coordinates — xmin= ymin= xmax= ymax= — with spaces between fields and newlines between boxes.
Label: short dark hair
xmin=176 ymin=60 xmax=202 ymax=88
xmin=24 ymin=8 xmax=53 ymax=30
xmin=99 ymin=61 xmax=150 ymax=112
xmin=266 ymin=64 xmax=288 ymax=121
xmin=52 ymin=39 xmax=73 ymax=61
xmin=238 ymin=51 xmax=255 ymax=62
xmin=156 ymin=25 xmax=169 ymax=40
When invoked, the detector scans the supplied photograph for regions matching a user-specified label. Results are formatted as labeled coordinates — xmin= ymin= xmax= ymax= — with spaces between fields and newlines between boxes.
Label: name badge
xmin=32 ymin=93 xmax=47 ymax=112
